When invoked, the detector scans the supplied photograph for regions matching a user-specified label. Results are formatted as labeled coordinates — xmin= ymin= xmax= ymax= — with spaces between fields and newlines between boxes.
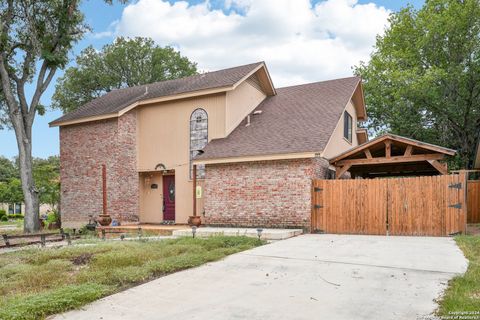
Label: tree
xmin=0 ymin=1 xmax=124 ymax=232
xmin=0 ymin=156 xmax=17 ymax=182
xmin=0 ymin=156 xmax=59 ymax=209
xmin=0 ymin=178 xmax=23 ymax=206
xmin=52 ymin=37 xmax=198 ymax=113
xmin=33 ymin=156 xmax=60 ymax=209
xmin=354 ymin=0 xmax=480 ymax=169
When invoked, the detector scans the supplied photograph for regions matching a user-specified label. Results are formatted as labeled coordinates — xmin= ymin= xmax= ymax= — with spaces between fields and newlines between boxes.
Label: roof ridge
xmin=111 ymin=61 xmax=265 ymax=93
xmin=276 ymin=76 xmax=360 ymax=90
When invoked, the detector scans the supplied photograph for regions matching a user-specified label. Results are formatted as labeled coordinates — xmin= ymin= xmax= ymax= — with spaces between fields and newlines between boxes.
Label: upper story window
xmin=190 ymin=108 xmax=208 ymax=179
xmin=343 ymin=111 xmax=353 ymax=143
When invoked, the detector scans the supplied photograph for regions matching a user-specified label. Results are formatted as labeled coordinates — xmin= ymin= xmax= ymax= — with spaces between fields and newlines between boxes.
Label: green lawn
xmin=438 ymin=235 xmax=480 ymax=315
xmin=0 ymin=219 xmax=23 ymax=228
xmin=0 ymin=236 xmax=263 ymax=320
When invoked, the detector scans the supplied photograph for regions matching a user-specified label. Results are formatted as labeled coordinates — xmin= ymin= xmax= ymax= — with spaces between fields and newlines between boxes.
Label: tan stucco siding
xmin=322 ymin=100 xmax=359 ymax=159
xmin=225 ymin=79 xmax=266 ymax=135
xmin=137 ymin=93 xmax=226 ymax=224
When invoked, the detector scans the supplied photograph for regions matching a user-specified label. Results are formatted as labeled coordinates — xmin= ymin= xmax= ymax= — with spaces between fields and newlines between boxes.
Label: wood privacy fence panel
xmin=312 ymin=175 xmax=467 ymax=236
xmin=312 ymin=179 xmax=387 ymax=235
xmin=468 ymin=181 xmax=480 ymax=223
xmin=388 ymin=175 xmax=466 ymax=236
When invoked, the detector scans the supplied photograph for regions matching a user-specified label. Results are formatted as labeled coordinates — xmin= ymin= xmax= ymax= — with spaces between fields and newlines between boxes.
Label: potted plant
xmin=96 ymin=214 xmax=112 ymax=226
xmin=188 ymin=215 xmax=201 ymax=227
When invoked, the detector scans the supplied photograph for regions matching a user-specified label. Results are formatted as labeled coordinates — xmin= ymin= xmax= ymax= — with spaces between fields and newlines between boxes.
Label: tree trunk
xmin=12 ymin=117 xmax=40 ymax=233
xmin=19 ymin=144 xmax=40 ymax=233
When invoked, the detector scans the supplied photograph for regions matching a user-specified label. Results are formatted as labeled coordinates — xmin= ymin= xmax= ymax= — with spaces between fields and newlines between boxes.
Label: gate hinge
xmin=448 ymin=183 xmax=462 ymax=190
xmin=314 ymin=187 xmax=323 ymax=192
xmin=313 ymin=204 xmax=323 ymax=209
xmin=448 ymin=203 xmax=462 ymax=209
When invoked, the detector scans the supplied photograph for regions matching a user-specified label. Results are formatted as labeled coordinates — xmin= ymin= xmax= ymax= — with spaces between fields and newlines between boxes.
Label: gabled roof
xmin=329 ymin=133 xmax=456 ymax=178
xmin=195 ymin=76 xmax=363 ymax=162
xmin=330 ymin=133 xmax=456 ymax=163
xmin=50 ymin=62 xmax=275 ymax=127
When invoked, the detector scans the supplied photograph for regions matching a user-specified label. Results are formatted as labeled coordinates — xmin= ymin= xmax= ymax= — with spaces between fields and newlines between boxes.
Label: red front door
xmin=162 ymin=175 xmax=175 ymax=221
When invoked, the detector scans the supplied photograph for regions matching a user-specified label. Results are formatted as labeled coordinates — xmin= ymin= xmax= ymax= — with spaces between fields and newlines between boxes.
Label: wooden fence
xmin=312 ymin=175 xmax=467 ymax=236
xmin=468 ymin=180 xmax=480 ymax=223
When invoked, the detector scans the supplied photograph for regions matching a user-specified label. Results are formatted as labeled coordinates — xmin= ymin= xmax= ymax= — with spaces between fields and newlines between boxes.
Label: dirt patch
xmin=467 ymin=224 xmax=480 ymax=236
xmin=470 ymin=291 xmax=480 ymax=299
xmin=71 ymin=253 xmax=93 ymax=265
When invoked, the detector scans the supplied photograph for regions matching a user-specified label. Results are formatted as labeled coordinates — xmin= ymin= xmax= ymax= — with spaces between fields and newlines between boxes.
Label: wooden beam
xmin=336 ymin=153 xmax=445 ymax=166
xmin=404 ymin=145 xmax=413 ymax=156
xmin=349 ymin=163 xmax=435 ymax=175
xmin=427 ymin=160 xmax=448 ymax=175
xmin=336 ymin=164 xmax=351 ymax=179
xmin=329 ymin=133 xmax=456 ymax=164
xmin=385 ymin=140 xmax=391 ymax=158
xmin=364 ymin=148 xmax=372 ymax=159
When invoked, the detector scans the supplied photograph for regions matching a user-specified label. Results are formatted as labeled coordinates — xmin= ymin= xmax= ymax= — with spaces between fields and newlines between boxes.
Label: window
xmin=190 ymin=108 xmax=208 ymax=179
xmin=8 ymin=203 xmax=21 ymax=214
xmin=343 ymin=111 xmax=353 ymax=142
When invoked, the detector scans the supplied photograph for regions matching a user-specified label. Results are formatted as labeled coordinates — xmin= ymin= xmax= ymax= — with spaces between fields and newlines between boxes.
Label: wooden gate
xmin=312 ymin=175 xmax=467 ymax=236
xmin=468 ymin=181 xmax=480 ymax=223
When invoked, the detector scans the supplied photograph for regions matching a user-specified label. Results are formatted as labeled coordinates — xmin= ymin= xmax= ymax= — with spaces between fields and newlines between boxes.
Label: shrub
xmin=46 ymin=211 xmax=60 ymax=224
xmin=0 ymin=209 xmax=6 ymax=217
xmin=11 ymin=214 xmax=23 ymax=220
xmin=0 ymin=216 xmax=8 ymax=222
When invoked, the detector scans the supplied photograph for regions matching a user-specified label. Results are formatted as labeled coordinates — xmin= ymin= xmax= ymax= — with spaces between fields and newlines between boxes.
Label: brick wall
xmin=59 ymin=111 xmax=139 ymax=228
xmin=203 ymin=157 xmax=330 ymax=230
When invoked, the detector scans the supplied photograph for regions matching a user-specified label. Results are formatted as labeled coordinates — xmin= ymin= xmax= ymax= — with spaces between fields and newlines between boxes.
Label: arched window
xmin=190 ymin=108 xmax=208 ymax=179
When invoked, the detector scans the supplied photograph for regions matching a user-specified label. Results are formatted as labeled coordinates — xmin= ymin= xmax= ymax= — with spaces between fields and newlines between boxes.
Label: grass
xmin=438 ymin=235 xmax=480 ymax=315
xmin=0 ymin=236 xmax=263 ymax=320
xmin=0 ymin=219 xmax=23 ymax=228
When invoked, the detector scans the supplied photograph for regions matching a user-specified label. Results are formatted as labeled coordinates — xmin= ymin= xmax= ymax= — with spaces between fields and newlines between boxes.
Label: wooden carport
xmin=311 ymin=134 xmax=466 ymax=236
xmin=329 ymin=134 xmax=456 ymax=179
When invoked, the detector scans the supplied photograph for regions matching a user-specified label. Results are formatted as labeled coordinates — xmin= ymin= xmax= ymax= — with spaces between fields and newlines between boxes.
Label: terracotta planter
xmin=188 ymin=215 xmax=201 ymax=227
xmin=97 ymin=214 xmax=112 ymax=226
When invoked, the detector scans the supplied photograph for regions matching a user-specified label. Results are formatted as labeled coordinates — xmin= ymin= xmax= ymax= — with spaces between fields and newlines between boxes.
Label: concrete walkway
xmin=51 ymin=234 xmax=468 ymax=320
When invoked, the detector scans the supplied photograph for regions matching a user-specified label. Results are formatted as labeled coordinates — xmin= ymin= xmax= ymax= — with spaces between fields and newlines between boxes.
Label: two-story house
xmin=50 ymin=62 xmax=367 ymax=229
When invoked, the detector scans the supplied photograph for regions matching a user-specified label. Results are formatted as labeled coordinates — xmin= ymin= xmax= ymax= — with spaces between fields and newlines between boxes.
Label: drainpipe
xmin=193 ymin=164 xmax=197 ymax=217
xmin=102 ymin=164 xmax=107 ymax=216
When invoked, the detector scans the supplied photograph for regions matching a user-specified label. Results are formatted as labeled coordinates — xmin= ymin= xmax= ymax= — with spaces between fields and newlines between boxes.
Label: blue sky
xmin=0 ymin=0 xmax=424 ymax=159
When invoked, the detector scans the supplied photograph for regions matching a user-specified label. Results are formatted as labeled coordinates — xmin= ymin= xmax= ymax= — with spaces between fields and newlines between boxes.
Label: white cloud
xmin=90 ymin=31 xmax=114 ymax=39
xmin=114 ymin=0 xmax=390 ymax=86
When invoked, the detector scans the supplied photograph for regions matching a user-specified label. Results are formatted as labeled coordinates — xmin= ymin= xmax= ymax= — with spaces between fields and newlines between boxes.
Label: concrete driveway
xmin=52 ymin=235 xmax=468 ymax=320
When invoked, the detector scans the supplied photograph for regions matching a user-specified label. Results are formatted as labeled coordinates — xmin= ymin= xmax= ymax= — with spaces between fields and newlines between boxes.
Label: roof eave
xmin=193 ymin=151 xmax=321 ymax=165
xmin=50 ymin=85 xmax=234 ymax=127
xmin=231 ymin=62 xmax=276 ymax=96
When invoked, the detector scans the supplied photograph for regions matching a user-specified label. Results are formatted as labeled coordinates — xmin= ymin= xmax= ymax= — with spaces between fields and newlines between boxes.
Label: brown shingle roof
xmin=196 ymin=76 xmax=361 ymax=160
xmin=50 ymin=62 xmax=264 ymax=125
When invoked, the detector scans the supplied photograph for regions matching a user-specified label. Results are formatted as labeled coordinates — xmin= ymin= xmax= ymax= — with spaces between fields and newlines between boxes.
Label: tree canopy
xmin=52 ymin=37 xmax=198 ymax=113
xmin=354 ymin=0 xmax=480 ymax=168
xmin=0 ymin=156 xmax=60 ymax=208
xmin=0 ymin=0 xmax=126 ymax=232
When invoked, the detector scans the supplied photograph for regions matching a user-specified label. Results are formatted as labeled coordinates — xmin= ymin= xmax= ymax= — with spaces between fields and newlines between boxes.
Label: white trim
xmin=192 ymin=151 xmax=320 ymax=165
